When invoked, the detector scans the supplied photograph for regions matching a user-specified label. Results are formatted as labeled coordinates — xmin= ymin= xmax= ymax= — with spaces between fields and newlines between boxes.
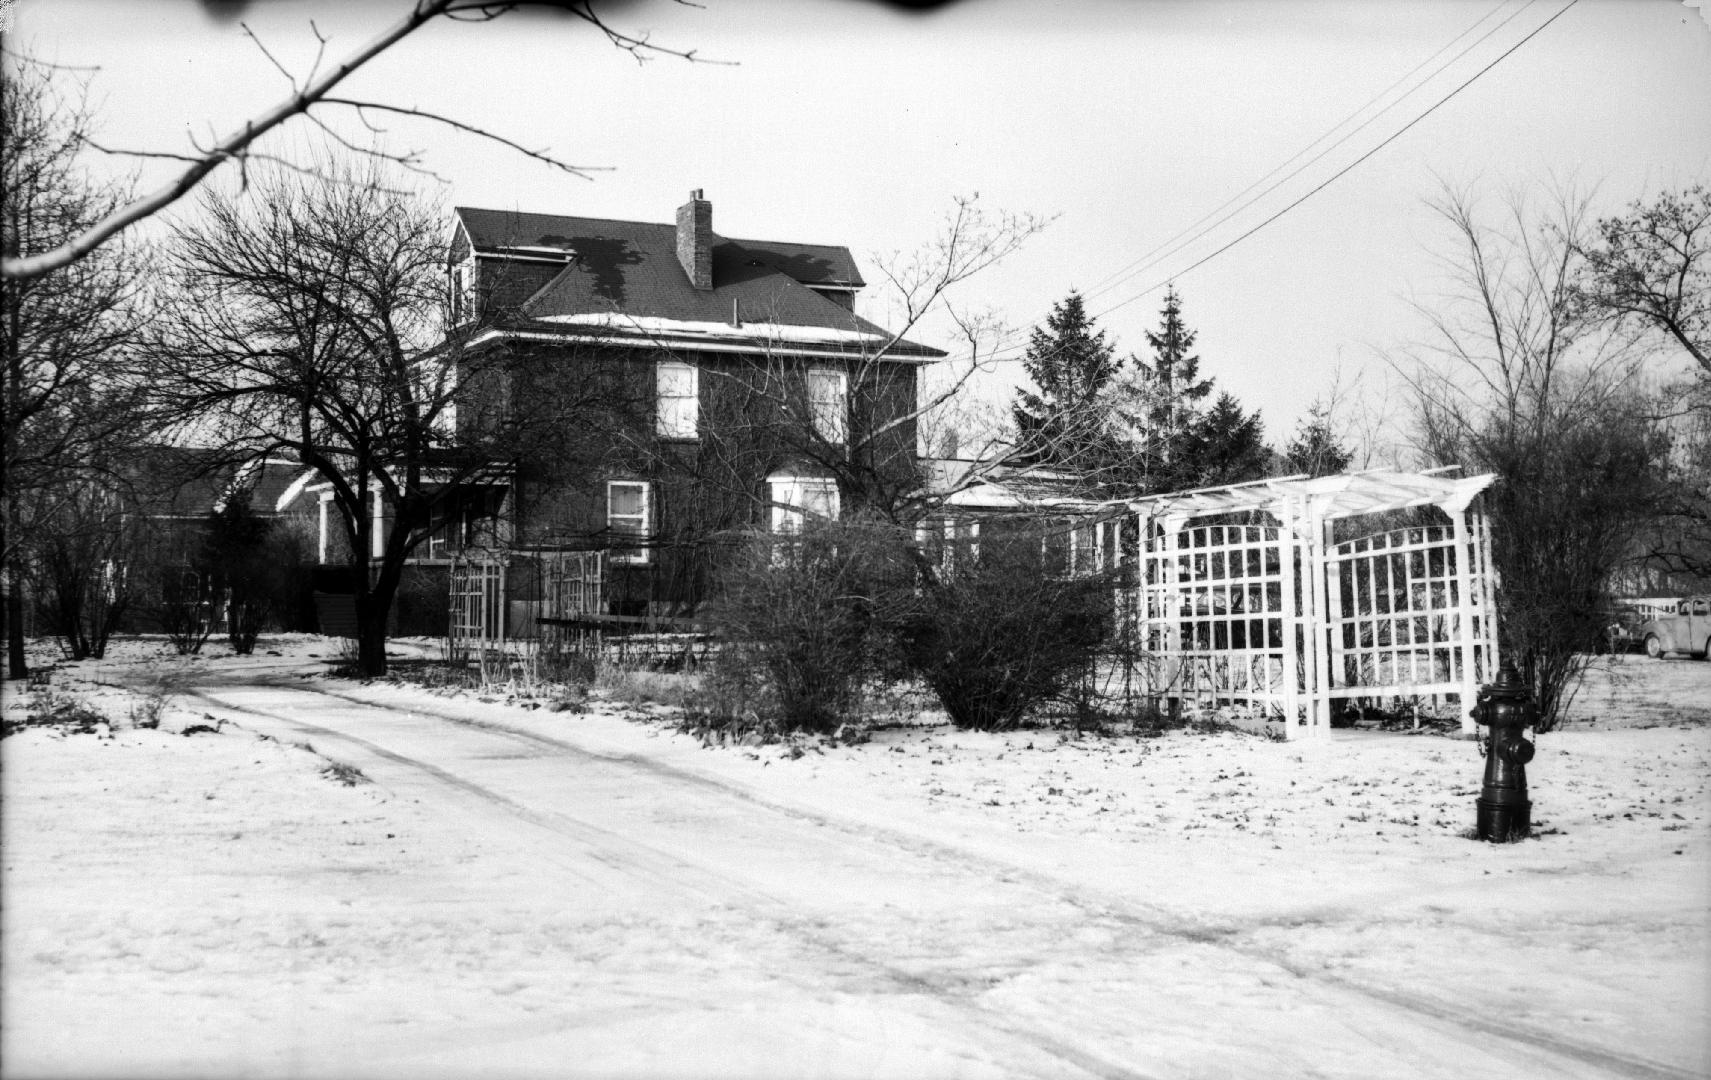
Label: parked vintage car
xmin=1639 ymin=596 xmax=1711 ymax=659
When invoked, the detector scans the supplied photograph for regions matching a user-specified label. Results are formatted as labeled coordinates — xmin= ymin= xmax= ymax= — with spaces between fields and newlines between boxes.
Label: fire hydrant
xmin=1468 ymin=660 xmax=1537 ymax=842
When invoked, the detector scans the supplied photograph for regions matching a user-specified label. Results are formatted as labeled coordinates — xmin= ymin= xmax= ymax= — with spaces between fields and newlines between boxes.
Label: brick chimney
xmin=676 ymin=189 xmax=713 ymax=291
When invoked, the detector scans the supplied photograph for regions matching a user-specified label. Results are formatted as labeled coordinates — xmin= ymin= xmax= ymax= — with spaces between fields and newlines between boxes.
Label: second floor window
xmin=657 ymin=361 xmax=699 ymax=439
xmin=807 ymin=367 xmax=848 ymax=445
xmin=449 ymin=257 xmax=477 ymax=323
xmin=607 ymin=480 xmax=651 ymax=564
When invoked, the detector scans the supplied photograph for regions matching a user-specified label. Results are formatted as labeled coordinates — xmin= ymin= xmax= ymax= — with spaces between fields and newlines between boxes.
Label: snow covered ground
xmin=3 ymin=637 xmax=1707 ymax=1080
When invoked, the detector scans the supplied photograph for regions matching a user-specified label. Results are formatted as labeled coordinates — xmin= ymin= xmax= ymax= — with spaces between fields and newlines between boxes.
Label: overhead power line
xmin=963 ymin=0 xmax=1580 ymax=376
xmin=1079 ymin=0 xmax=1528 ymax=303
xmin=1090 ymin=0 xmax=1581 ymax=324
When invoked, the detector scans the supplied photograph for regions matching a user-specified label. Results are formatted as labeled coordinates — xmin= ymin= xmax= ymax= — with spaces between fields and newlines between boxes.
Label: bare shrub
xmin=694 ymin=519 xmax=910 ymax=735
xmin=128 ymin=659 xmax=192 ymax=729
xmin=594 ymin=659 xmax=688 ymax=708
xmin=157 ymin=563 xmax=216 ymax=655
xmin=3 ymin=687 xmax=107 ymax=737
xmin=894 ymin=532 xmax=1113 ymax=732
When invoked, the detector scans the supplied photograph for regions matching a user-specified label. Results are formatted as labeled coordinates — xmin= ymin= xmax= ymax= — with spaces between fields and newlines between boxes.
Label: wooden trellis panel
xmin=1326 ymin=525 xmax=1496 ymax=701
xmin=1137 ymin=522 xmax=1296 ymax=715
xmin=448 ymin=556 xmax=506 ymax=665
xmin=536 ymin=549 xmax=606 ymax=655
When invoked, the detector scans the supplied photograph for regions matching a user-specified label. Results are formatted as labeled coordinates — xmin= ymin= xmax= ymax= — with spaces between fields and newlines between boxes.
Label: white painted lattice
xmin=536 ymin=549 xmax=606 ymax=654
xmin=1137 ymin=522 xmax=1294 ymax=714
xmin=448 ymin=556 xmax=506 ymax=666
xmin=1326 ymin=525 xmax=1496 ymax=699
xmin=1120 ymin=469 xmax=1499 ymax=739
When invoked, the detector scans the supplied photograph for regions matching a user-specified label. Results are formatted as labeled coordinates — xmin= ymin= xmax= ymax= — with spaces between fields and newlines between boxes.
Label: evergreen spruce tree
xmin=1142 ymin=287 xmax=1214 ymax=463
xmin=1011 ymin=291 xmax=1123 ymax=476
xmin=1283 ymin=402 xmax=1354 ymax=478
xmin=1116 ymin=286 xmax=1219 ymax=491
xmin=1183 ymin=392 xmax=1272 ymax=488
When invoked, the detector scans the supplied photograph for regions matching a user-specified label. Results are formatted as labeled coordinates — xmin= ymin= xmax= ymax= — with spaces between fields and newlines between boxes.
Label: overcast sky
xmin=10 ymin=0 xmax=1711 ymax=449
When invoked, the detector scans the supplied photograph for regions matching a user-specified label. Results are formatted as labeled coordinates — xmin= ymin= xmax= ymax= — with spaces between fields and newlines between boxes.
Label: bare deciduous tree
xmin=1576 ymin=184 xmax=1710 ymax=374
xmin=1398 ymin=180 xmax=1668 ymax=729
xmin=1 ymin=0 xmax=706 ymax=281
xmin=648 ymin=195 xmax=1051 ymax=531
xmin=1575 ymin=185 xmax=1711 ymax=585
xmin=2 ymin=56 xmax=148 ymax=678
xmin=146 ymin=154 xmax=610 ymax=677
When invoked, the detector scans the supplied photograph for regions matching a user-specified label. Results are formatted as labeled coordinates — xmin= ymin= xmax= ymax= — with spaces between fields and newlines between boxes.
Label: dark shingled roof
xmin=122 ymin=449 xmax=312 ymax=520
xmin=452 ymin=206 xmax=944 ymax=360
xmin=456 ymin=207 xmax=864 ymax=287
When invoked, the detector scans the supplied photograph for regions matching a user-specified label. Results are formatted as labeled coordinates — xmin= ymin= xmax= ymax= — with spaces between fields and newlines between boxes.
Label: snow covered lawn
xmin=3 ymin=639 xmax=1707 ymax=1079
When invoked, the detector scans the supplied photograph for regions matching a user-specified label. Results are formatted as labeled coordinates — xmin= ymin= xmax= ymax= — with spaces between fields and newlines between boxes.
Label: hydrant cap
xmin=1492 ymin=660 xmax=1526 ymax=695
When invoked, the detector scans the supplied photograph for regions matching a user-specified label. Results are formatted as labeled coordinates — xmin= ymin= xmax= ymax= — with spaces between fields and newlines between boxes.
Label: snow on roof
xmin=1126 ymin=468 xmax=1496 ymax=522
xmin=272 ymin=468 xmax=319 ymax=514
xmin=538 ymin=313 xmax=888 ymax=345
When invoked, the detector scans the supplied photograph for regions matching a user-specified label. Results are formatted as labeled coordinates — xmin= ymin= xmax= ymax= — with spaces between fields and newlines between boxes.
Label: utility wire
xmin=966 ymin=0 xmax=1579 ymax=375
xmin=1079 ymin=0 xmax=1525 ymax=302
xmin=1090 ymin=0 xmax=1581 ymax=323
xmin=1080 ymin=0 xmax=1539 ymax=307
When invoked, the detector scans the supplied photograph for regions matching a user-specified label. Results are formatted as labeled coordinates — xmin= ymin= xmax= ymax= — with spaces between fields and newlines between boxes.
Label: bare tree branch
xmin=320 ymin=99 xmax=608 ymax=178
xmin=2 ymin=1 xmax=707 ymax=280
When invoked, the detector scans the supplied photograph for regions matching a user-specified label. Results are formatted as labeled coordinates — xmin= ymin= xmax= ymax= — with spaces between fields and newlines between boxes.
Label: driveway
xmin=28 ymin=662 xmax=1672 ymax=1080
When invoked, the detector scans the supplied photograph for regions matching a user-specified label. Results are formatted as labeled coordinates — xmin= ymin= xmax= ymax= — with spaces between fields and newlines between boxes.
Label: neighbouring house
xmin=434 ymin=189 xmax=945 ymax=616
xmin=24 ymin=448 xmax=318 ymax=639
xmin=916 ymin=457 xmax=1114 ymax=577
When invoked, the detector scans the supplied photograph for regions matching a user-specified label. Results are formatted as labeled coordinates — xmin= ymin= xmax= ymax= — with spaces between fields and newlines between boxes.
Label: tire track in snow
xmin=296 ymin=681 xmax=1702 ymax=1080
xmin=185 ymin=683 xmax=1161 ymax=1080
xmin=191 ymin=677 xmax=1694 ymax=1080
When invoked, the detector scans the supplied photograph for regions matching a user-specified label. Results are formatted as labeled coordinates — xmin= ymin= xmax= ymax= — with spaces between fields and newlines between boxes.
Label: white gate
xmin=536 ymin=549 xmax=606 ymax=656
xmin=448 ymin=556 xmax=506 ymax=666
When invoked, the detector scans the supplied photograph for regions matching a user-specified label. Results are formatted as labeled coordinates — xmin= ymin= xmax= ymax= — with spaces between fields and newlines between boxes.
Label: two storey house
xmin=445 ymin=190 xmax=944 ymax=615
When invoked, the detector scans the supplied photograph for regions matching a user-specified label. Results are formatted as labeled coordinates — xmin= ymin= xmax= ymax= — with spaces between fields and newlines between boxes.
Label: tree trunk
xmin=5 ymin=566 xmax=27 ymax=680
xmin=353 ymin=564 xmax=400 ymax=679
xmin=356 ymin=613 xmax=388 ymax=678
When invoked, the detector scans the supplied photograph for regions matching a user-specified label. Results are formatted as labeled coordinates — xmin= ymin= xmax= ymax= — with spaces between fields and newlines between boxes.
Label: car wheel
xmin=1645 ymin=634 xmax=1665 ymax=659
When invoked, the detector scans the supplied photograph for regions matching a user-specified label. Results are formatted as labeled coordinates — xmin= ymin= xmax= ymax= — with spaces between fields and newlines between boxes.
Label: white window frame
xmin=767 ymin=475 xmax=840 ymax=534
xmin=656 ymin=361 xmax=699 ymax=439
xmin=449 ymin=252 xmax=477 ymax=324
xmin=607 ymin=480 xmax=652 ymax=565
xmin=807 ymin=367 xmax=849 ymax=445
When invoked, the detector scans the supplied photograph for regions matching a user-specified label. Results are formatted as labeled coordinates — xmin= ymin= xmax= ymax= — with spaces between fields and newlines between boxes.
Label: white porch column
xmin=371 ymin=488 xmax=387 ymax=560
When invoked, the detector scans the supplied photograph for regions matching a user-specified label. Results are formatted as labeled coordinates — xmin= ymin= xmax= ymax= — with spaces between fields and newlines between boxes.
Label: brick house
xmin=444 ymin=190 xmax=945 ymax=615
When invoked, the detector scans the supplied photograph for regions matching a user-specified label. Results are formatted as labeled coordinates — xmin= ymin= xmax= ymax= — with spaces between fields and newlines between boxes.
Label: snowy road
xmin=26 ymin=663 xmax=1679 ymax=1080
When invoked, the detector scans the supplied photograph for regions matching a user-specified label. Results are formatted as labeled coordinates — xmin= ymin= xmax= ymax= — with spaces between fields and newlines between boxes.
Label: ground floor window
xmin=767 ymin=475 xmax=839 ymax=533
xmin=607 ymin=480 xmax=651 ymax=564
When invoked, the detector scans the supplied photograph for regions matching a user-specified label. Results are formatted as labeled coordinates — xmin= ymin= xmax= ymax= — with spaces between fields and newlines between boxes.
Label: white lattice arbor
xmin=448 ymin=555 xmax=507 ymax=666
xmin=1124 ymin=469 xmax=1499 ymax=739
